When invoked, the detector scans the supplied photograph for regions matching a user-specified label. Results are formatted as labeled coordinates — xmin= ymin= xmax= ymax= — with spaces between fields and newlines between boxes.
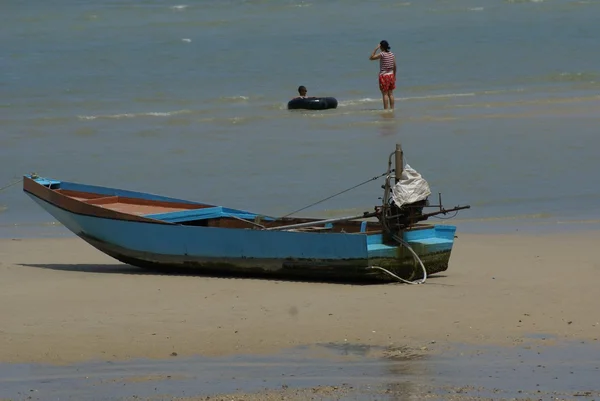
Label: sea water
xmin=1 ymin=0 xmax=600 ymax=237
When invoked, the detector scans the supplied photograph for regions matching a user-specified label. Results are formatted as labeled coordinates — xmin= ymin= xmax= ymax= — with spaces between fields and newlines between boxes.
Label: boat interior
xmin=55 ymin=188 xmax=386 ymax=234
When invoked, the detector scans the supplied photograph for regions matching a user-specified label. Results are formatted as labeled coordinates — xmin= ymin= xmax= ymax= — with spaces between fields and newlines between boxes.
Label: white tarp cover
xmin=391 ymin=164 xmax=431 ymax=208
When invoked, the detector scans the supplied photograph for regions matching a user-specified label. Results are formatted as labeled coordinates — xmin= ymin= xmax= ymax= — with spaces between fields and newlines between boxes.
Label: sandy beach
xmin=1 ymin=231 xmax=599 ymax=367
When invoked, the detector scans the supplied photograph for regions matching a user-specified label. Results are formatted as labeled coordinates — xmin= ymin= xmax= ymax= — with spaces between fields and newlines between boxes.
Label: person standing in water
xmin=369 ymin=40 xmax=396 ymax=110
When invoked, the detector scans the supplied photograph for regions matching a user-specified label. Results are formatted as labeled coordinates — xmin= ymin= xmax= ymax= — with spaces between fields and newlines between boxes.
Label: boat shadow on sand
xmin=19 ymin=262 xmax=450 ymax=286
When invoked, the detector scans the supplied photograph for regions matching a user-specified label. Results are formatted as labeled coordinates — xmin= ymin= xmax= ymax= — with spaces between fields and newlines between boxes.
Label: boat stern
xmin=367 ymin=224 xmax=457 ymax=280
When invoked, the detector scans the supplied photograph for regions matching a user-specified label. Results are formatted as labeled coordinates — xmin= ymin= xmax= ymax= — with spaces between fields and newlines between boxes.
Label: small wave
xmin=444 ymin=94 xmax=600 ymax=110
xmin=218 ymin=95 xmax=250 ymax=103
xmin=481 ymin=88 xmax=526 ymax=95
xmin=181 ymin=38 xmax=192 ymax=43
xmin=557 ymin=218 xmax=600 ymax=225
xmin=198 ymin=115 xmax=268 ymax=125
xmin=505 ymin=0 xmax=543 ymax=3
xmin=263 ymin=102 xmax=288 ymax=111
xmin=304 ymin=113 xmax=332 ymax=118
xmin=227 ymin=117 xmax=249 ymax=124
xmin=147 ymin=19 xmax=230 ymax=28
xmin=171 ymin=5 xmax=188 ymax=11
xmin=410 ymin=115 xmax=459 ymax=122
xmin=551 ymin=71 xmax=598 ymax=83
xmin=399 ymin=93 xmax=476 ymax=101
xmin=335 ymin=109 xmax=390 ymax=117
xmin=510 ymin=71 xmax=599 ymax=86
xmin=78 ymin=110 xmax=192 ymax=120
xmin=428 ymin=6 xmax=485 ymax=14
xmin=338 ymin=98 xmax=378 ymax=107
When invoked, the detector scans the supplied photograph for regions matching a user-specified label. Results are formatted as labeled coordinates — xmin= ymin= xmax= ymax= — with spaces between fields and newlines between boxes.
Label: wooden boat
xmin=23 ymin=144 xmax=469 ymax=283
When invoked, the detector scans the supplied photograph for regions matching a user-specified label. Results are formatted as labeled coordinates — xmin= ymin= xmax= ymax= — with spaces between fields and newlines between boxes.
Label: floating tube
xmin=287 ymin=97 xmax=338 ymax=110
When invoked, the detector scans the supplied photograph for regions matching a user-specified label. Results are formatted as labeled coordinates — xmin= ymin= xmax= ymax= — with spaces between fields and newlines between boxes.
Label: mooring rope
xmin=369 ymin=234 xmax=427 ymax=285
xmin=278 ymin=170 xmax=393 ymax=219
xmin=0 ymin=178 xmax=23 ymax=192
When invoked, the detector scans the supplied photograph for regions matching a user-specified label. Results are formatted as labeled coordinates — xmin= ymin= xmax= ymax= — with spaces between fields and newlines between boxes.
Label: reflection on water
xmin=378 ymin=110 xmax=401 ymax=137
xmin=0 ymin=343 xmax=426 ymax=401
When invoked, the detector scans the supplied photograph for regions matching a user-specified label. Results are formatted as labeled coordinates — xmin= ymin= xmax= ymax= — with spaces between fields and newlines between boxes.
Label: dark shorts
xmin=379 ymin=73 xmax=396 ymax=92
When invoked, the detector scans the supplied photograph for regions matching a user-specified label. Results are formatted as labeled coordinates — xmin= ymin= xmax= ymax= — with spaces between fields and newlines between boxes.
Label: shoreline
xmin=1 ymin=230 xmax=599 ymax=365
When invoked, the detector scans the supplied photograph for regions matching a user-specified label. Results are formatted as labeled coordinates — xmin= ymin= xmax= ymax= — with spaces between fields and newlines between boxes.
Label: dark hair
xmin=380 ymin=40 xmax=390 ymax=51
xmin=298 ymin=85 xmax=307 ymax=94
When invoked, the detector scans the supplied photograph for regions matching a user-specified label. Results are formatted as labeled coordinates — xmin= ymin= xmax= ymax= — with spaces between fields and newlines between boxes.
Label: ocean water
xmin=1 ymin=0 xmax=600 ymax=237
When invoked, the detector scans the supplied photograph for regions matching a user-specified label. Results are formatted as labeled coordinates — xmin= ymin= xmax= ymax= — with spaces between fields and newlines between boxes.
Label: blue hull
xmin=24 ymin=176 xmax=458 ymax=282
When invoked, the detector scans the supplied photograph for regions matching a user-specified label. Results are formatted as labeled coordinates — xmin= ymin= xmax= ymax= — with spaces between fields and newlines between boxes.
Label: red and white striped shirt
xmin=379 ymin=51 xmax=395 ymax=75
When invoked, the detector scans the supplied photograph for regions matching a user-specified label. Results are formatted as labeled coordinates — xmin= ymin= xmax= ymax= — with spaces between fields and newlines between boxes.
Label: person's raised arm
xmin=369 ymin=44 xmax=381 ymax=60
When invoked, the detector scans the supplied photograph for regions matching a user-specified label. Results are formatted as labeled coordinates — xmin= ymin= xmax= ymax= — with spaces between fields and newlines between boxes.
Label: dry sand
xmin=1 ymin=231 xmax=599 ymax=365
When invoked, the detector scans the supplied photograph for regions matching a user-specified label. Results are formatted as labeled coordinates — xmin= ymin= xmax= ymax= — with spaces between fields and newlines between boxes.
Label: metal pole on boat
xmin=395 ymin=143 xmax=403 ymax=183
xmin=263 ymin=212 xmax=377 ymax=231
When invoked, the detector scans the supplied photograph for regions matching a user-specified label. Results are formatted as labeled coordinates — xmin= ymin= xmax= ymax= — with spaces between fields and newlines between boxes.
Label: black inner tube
xmin=288 ymin=97 xmax=338 ymax=110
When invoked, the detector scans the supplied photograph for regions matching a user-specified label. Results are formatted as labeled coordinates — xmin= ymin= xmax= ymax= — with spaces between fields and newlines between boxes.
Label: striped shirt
xmin=379 ymin=51 xmax=395 ymax=75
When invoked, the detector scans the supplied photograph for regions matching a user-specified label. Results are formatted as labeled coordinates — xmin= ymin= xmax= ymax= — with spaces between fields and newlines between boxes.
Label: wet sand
xmin=1 ymin=341 xmax=599 ymax=400
xmin=1 ymin=231 xmax=599 ymax=400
